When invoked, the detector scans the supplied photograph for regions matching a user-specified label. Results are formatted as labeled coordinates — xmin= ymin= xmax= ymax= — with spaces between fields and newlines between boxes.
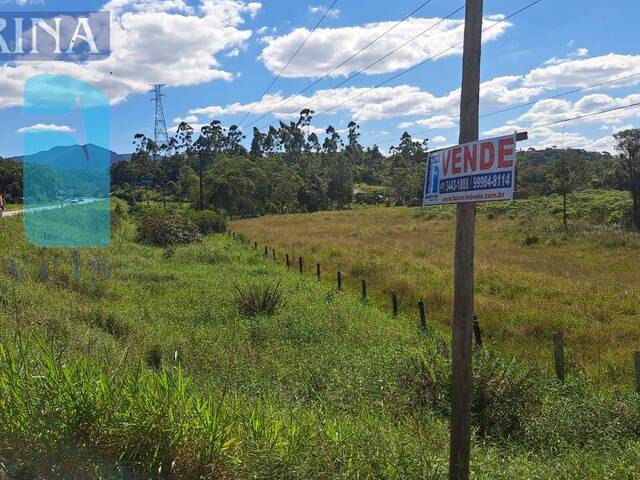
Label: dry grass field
xmin=232 ymin=205 xmax=640 ymax=381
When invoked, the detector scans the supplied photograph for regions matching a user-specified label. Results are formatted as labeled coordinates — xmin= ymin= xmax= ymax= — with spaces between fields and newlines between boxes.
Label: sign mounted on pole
xmin=423 ymin=133 xmax=525 ymax=206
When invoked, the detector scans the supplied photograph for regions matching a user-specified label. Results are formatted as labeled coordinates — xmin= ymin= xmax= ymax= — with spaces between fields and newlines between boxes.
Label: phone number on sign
xmin=440 ymin=172 xmax=512 ymax=194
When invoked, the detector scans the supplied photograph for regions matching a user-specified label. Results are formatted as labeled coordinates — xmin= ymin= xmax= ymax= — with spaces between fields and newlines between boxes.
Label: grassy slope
xmin=232 ymin=191 xmax=640 ymax=380
xmin=0 ymin=213 xmax=638 ymax=478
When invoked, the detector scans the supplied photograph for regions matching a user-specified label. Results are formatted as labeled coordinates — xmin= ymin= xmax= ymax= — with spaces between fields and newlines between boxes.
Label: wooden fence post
xmin=391 ymin=291 xmax=398 ymax=316
xmin=361 ymin=279 xmax=367 ymax=300
xmin=472 ymin=315 xmax=483 ymax=348
xmin=635 ymin=352 xmax=640 ymax=393
xmin=285 ymin=254 xmax=290 ymax=268
xmin=418 ymin=300 xmax=427 ymax=331
xmin=264 ymin=246 xmax=268 ymax=256
xmin=272 ymin=249 xmax=276 ymax=261
xmin=254 ymin=242 xmax=257 ymax=250
xmin=316 ymin=263 xmax=321 ymax=281
xmin=299 ymin=257 xmax=303 ymax=274
xmin=553 ymin=332 xmax=565 ymax=382
xmin=337 ymin=271 xmax=342 ymax=291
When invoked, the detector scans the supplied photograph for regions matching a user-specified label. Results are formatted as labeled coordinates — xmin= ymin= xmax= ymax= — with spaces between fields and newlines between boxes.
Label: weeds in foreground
xmin=235 ymin=280 xmax=284 ymax=317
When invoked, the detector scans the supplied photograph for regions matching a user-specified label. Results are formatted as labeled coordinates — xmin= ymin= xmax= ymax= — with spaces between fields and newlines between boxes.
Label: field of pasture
xmin=232 ymin=190 xmax=640 ymax=382
xmin=0 ymin=199 xmax=638 ymax=478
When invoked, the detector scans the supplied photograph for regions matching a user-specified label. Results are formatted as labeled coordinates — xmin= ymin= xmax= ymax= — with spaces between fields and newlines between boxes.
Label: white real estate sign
xmin=422 ymin=133 xmax=517 ymax=206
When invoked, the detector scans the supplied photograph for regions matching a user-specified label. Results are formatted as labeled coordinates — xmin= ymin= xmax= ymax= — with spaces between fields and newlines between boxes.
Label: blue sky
xmin=1 ymin=0 xmax=639 ymax=157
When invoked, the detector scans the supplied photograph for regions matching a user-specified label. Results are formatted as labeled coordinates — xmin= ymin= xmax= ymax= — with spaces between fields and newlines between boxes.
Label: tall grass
xmin=0 ymin=206 xmax=639 ymax=478
xmin=232 ymin=191 xmax=640 ymax=380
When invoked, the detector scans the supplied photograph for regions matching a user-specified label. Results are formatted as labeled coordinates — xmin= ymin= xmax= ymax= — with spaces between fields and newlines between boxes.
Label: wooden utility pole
xmin=449 ymin=1 xmax=483 ymax=479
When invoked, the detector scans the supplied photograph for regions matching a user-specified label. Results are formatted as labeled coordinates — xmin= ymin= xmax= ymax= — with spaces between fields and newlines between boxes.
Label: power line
xmin=374 ymin=101 xmax=640 ymax=151
xmin=376 ymin=70 xmax=640 ymax=145
xmin=238 ymin=0 xmax=339 ymax=127
xmin=307 ymin=0 xmax=544 ymax=123
xmin=529 ymin=100 xmax=640 ymax=131
xmin=255 ymin=3 xmax=467 ymax=131
xmin=243 ymin=0 xmax=443 ymax=129
xmin=481 ymin=70 xmax=640 ymax=120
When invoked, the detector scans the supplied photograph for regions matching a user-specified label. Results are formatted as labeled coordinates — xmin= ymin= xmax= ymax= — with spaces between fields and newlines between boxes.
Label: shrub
xmin=110 ymin=202 xmax=127 ymax=230
xmin=144 ymin=344 xmax=163 ymax=370
xmin=83 ymin=308 xmax=129 ymax=339
xmin=234 ymin=280 xmax=284 ymax=317
xmin=401 ymin=346 xmax=541 ymax=443
xmin=185 ymin=209 xmax=229 ymax=235
xmin=135 ymin=208 xmax=201 ymax=247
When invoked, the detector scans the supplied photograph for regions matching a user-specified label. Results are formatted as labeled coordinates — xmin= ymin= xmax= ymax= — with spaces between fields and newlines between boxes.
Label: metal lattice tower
xmin=151 ymin=84 xmax=169 ymax=153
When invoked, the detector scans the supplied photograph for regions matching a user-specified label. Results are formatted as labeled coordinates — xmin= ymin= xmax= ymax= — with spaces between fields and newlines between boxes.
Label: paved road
xmin=1 ymin=198 xmax=103 ymax=218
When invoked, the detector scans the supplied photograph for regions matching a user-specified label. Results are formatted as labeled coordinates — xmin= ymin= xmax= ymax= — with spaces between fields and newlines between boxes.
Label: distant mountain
xmin=9 ymin=144 xmax=131 ymax=168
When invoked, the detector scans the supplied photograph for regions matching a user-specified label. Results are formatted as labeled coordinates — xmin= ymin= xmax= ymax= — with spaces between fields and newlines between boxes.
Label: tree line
xmin=1 ymin=110 xmax=639 ymax=231
xmin=111 ymin=110 xmax=428 ymax=217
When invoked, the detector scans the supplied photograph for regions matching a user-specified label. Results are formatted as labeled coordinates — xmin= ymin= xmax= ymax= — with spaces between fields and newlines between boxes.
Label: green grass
xmin=0 ymin=211 xmax=639 ymax=478
xmin=233 ymin=190 xmax=640 ymax=381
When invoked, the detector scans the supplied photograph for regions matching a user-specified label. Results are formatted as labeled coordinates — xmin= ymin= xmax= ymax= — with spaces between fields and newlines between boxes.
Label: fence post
xmin=391 ymin=291 xmax=398 ymax=316
xmin=337 ymin=271 xmax=342 ymax=291
xmin=361 ymin=279 xmax=367 ymax=300
xmin=285 ymin=254 xmax=290 ymax=268
xmin=472 ymin=315 xmax=483 ymax=348
xmin=272 ymin=249 xmax=276 ymax=261
xmin=254 ymin=242 xmax=257 ymax=250
xmin=553 ymin=332 xmax=565 ymax=382
xmin=316 ymin=263 xmax=321 ymax=281
xmin=418 ymin=300 xmax=427 ymax=331
xmin=635 ymin=352 xmax=640 ymax=393
xmin=264 ymin=246 xmax=268 ymax=256
xmin=299 ymin=257 xmax=303 ymax=274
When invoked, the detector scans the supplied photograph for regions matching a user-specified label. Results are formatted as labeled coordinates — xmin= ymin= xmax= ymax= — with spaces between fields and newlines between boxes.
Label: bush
xmin=234 ymin=280 xmax=284 ymax=317
xmin=185 ymin=209 xmax=229 ymax=235
xmin=401 ymin=346 xmax=541 ymax=443
xmin=110 ymin=201 xmax=127 ymax=230
xmin=135 ymin=208 xmax=201 ymax=247
xmin=82 ymin=308 xmax=129 ymax=339
xmin=144 ymin=344 xmax=163 ymax=370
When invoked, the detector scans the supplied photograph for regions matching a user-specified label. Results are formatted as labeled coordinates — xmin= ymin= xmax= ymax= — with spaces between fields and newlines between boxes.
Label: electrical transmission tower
xmin=151 ymin=84 xmax=169 ymax=156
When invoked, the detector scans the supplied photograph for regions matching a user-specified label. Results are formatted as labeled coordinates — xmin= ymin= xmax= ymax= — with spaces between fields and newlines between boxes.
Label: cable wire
xmin=529 ymin=100 xmax=640 ymax=131
xmin=305 ymin=0 xmax=543 ymax=124
xmin=243 ymin=0 xmax=451 ymax=129
xmin=375 ymin=70 xmax=640 ymax=145
xmin=238 ymin=0 xmax=339 ymax=127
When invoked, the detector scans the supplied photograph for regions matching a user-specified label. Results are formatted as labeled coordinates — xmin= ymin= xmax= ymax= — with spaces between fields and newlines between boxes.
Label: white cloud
xmin=0 ymin=0 xmax=261 ymax=109
xmin=259 ymin=15 xmax=511 ymax=78
xmin=431 ymin=135 xmax=447 ymax=144
xmin=414 ymin=115 xmax=457 ymax=129
xmin=518 ymin=93 xmax=640 ymax=127
xmin=543 ymin=47 xmax=589 ymax=66
xmin=185 ymin=75 xmax=542 ymax=124
xmin=18 ymin=123 xmax=76 ymax=133
xmin=524 ymin=53 xmax=640 ymax=89
xmin=226 ymin=48 xmax=241 ymax=57
xmin=173 ymin=115 xmax=199 ymax=124
xmin=308 ymin=5 xmax=340 ymax=18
